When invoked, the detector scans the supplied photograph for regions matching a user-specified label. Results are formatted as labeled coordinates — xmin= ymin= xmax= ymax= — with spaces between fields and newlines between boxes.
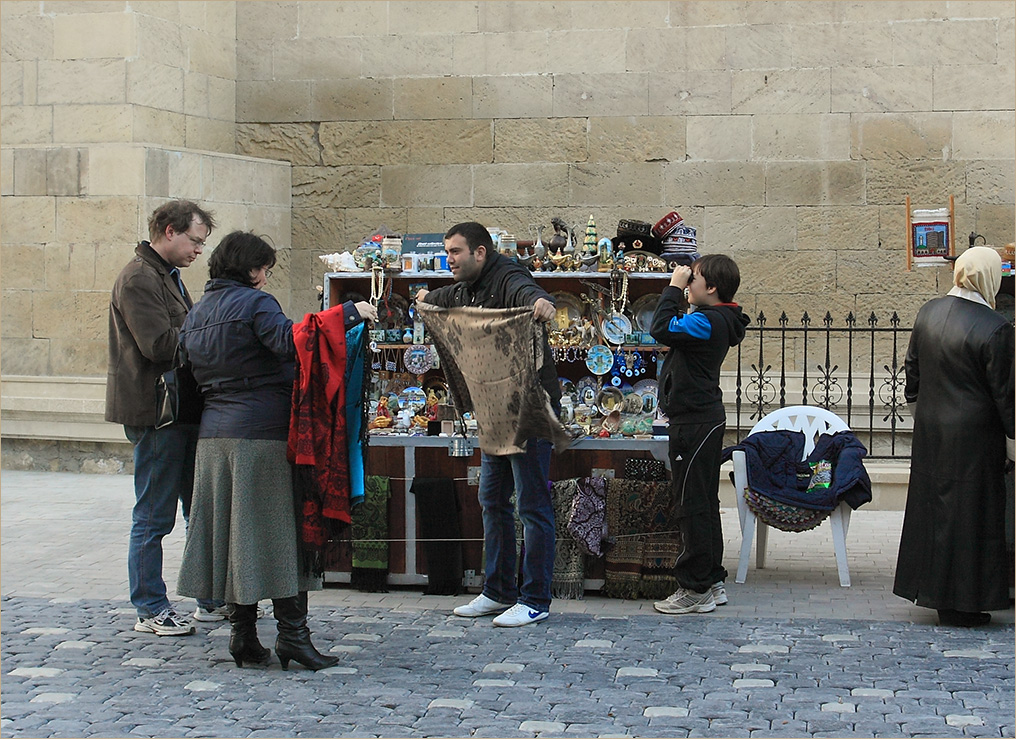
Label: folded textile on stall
xmin=351 ymin=475 xmax=390 ymax=592
xmin=567 ymin=476 xmax=610 ymax=557
xmin=411 ymin=477 xmax=463 ymax=596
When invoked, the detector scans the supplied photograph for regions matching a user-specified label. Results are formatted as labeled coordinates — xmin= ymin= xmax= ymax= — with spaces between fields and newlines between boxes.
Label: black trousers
xmin=668 ymin=420 xmax=727 ymax=593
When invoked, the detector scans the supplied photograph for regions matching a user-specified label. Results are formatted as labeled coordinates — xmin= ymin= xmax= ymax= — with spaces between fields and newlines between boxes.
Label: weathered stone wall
xmin=1 ymin=0 xmax=238 ymax=152
xmin=235 ymin=0 xmax=1015 ymax=324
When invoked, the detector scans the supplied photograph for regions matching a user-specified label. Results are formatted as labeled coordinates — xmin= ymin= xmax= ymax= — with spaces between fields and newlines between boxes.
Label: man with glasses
xmin=106 ymin=200 xmax=223 ymax=636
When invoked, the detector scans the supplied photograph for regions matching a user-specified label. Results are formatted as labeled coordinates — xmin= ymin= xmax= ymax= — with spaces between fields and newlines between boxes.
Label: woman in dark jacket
xmin=176 ymin=232 xmax=376 ymax=669
xmin=894 ymin=246 xmax=1014 ymax=627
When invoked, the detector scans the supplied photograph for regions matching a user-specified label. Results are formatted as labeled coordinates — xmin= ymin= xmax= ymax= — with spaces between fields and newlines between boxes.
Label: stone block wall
xmin=1 ymin=143 xmax=291 ymax=378
xmin=1 ymin=0 xmax=237 ymax=152
xmin=235 ymin=0 xmax=1015 ymax=326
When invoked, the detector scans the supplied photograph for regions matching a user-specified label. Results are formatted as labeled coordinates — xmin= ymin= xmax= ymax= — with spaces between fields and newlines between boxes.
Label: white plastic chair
xmin=731 ymin=405 xmax=853 ymax=587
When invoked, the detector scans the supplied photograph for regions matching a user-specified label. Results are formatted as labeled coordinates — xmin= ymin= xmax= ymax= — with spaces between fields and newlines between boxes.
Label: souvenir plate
xmin=631 ymin=294 xmax=660 ymax=332
xmin=576 ymin=375 xmax=598 ymax=405
xmin=398 ymin=386 xmax=427 ymax=412
xmin=558 ymin=376 xmax=577 ymax=400
xmin=403 ymin=345 xmax=434 ymax=375
xmin=585 ymin=344 xmax=614 ymax=375
xmin=596 ymin=386 xmax=624 ymax=415
xmin=601 ymin=312 xmax=633 ymax=345
xmin=549 ymin=292 xmax=585 ymax=331
xmin=622 ymin=392 xmax=644 ymax=414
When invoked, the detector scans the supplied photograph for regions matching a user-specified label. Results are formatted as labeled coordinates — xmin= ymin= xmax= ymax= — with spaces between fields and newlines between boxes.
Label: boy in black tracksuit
xmin=650 ymin=254 xmax=748 ymax=614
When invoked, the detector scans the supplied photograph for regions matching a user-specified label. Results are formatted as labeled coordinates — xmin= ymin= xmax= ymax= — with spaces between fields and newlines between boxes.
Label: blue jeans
xmin=477 ymin=438 xmax=554 ymax=612
xmin=125 ymin=424 xmax=220 ymax=618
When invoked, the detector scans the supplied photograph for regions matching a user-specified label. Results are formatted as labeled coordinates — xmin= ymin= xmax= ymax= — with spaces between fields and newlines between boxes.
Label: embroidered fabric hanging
xmin=551 ymin=479 xmax=586 ymax=599
xmin=350 ymin=476 xmax=391 ymax=592
xmin=418 ymin=303 xmax=571 ymax=455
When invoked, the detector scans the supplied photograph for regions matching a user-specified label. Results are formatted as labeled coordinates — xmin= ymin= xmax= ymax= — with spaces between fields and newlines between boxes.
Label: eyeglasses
xmin=187 ymin=235 xmax=206 ymax=248
xmin=264 ymin=269 xmax=273 ymax=279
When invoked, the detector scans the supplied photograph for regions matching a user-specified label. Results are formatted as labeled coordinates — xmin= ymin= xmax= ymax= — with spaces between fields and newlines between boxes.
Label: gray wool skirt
xmin=177 ymin=438 xmax=321 ymax=605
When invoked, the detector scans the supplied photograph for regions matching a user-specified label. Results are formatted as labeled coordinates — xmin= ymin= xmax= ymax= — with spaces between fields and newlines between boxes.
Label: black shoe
xmin=937 ymin=609 xmax=991 ymax=627
xmin=272 ymin=592 xmax=340 ymax=671
xmin=228 ymin=603 xmax=271 ymax=667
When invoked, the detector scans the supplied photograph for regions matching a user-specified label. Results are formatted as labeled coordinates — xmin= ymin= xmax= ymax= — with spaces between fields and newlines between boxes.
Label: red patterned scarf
xmin=288 ymin=306 xmax=352 ymax=552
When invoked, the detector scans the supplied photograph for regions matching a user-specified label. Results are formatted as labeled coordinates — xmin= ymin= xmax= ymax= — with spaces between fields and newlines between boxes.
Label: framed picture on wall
xmin=906 ymin=197 xmax=955 ymax=269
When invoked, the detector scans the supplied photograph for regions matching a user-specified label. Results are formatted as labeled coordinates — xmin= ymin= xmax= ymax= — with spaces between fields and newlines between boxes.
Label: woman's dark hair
xmin=208 ymin=231 xmax=276 ymax=287
xmin=694 ymin=253 xmax=741 ymax=303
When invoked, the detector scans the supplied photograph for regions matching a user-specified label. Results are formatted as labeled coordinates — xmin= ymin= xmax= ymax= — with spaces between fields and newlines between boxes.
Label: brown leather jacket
xmin=105 ymin=241 xmax=194 ymax=427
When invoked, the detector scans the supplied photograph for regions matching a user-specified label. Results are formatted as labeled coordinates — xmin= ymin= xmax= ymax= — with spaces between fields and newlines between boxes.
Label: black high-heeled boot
xmin=273 ymin=592 xmax=339 ymax=671
xmin=228 ymin=603 xmax=271 ymax=667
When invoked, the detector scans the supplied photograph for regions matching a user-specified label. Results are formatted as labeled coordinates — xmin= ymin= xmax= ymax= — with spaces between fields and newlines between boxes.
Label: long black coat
xmin=894 ymin=295 xmax=1014 ymax=612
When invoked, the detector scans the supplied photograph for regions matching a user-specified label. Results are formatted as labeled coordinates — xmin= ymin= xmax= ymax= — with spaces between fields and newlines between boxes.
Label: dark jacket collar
xmin=135 ymin=240 xmax=174 ymax=274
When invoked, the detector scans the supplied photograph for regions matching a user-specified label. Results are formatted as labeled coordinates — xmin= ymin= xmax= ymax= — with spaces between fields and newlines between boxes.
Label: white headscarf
xmin=949 ymin=246 xmax=1001 ymax=309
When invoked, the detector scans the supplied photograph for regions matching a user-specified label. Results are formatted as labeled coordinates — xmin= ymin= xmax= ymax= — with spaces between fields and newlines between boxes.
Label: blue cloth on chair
xmin=723 ymin=429 xmax=872 ymax=511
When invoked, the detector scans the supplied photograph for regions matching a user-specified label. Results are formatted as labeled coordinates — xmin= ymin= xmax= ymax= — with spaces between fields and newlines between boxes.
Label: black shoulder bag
xmin=155 ymin=346 xmax=204 ymax=429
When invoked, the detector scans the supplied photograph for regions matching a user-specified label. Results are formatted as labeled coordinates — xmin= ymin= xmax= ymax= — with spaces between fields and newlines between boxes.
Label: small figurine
xmin=425 ymin=389 xmax=440 ymax=420
xmin=368 ymin=396 xmax=393 ymax=430
xmin=584 ymin=215 xmax=597 ymax=255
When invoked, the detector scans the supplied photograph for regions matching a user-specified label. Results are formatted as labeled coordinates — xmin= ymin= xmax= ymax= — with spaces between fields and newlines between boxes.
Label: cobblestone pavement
xmin=2 ymin=597 xmax=1014 ymax=738
xmin=2 ymin=470 xmax=1014 ymax=738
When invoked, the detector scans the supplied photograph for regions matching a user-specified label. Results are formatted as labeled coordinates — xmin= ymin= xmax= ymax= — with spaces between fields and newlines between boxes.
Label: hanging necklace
xmin=610 ymin=268 xmax=629 ymax=314
xmin=370 ymin=265 xmax=386 ymax=308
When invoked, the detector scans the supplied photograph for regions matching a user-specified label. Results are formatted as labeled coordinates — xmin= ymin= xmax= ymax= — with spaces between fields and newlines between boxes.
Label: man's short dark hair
xmin=694 ymin=253 xmax=741 ymax=303
xmin=148 ymin=200 xmax=216 ymax=243
xmin=207 ymin=231 xmax=276 ymax=288
xmin=444 ymin=222 xmax=493 ymax=253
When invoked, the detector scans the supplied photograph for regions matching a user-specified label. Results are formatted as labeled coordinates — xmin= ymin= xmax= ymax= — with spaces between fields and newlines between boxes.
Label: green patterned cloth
xmin=351 ymin=475 xmax=390 ymax=592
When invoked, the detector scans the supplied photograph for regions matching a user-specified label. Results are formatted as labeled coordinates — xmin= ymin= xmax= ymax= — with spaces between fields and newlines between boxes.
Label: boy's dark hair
xmin=444 ymin=222 xmax=493 ymax=253
xmin=208 ymin=231 xmax=276 ymax=288
xmin=694 ymin=253 xmax=741 ymax=303
xmin=148 ymin=200 xmax=216 ymax=243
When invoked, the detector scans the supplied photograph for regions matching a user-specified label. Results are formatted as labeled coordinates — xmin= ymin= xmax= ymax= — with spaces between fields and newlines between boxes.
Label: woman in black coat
xmin=894 ymin=246 xmax=1015 ymax=626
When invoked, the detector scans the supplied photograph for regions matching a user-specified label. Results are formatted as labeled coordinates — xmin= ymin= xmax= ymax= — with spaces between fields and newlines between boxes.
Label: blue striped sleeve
xmin=668 ymin=311 xmax=712 ymax=339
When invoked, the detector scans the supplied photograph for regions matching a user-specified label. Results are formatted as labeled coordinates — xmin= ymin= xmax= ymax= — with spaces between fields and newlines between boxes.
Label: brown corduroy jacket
xmin=105 ymin=241 xmax=194 ymax=427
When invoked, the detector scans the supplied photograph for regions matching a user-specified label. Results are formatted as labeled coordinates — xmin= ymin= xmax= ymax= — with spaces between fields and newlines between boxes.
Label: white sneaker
xmin=193 ymin=604 xmax=232 ymax=622
xmin=492 ymin=603 xmax=549 ymax=627
xmin=453 ymin=594 xmax=513 ymax=618
xmin=134 ymin=608 xmax=195 ymax=636
xmin=710 ymin=582 xmax=728 ymax=606
xmin=653 ymin=587 xmax=716 ymax=614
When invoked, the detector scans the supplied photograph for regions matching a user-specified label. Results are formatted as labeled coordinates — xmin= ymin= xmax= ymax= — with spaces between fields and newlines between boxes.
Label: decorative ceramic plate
xmin=601 ymin=312 xmax=633 ymax=345
xmin=622 ymin=392 xmax=643 ymax=414
xmin=576 ymin=375 xmax=598 ymax=405
xmin=398 ymin=386 xmax=427 ymax=412
xmin=558 ymin=376 xmax=577 ymax=400
xmin=631 ymin=294 xmax=660 ymax=332
xmin=596 ymin=386 xmax=624 ymax=415
xmin=585 ymin=344 xmax=613 ymax=375
xmin=403 ymin=345 xmax=434 ymax=375
xmin=549 ymin=291 xmax=585 ymax=331
xmin=633 ymin=379 xmax=658 ymax=395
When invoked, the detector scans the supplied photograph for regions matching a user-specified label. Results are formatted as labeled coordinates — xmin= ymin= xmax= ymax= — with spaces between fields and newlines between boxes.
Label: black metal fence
xmin=728 ymin=311 xmax=912 ymax=460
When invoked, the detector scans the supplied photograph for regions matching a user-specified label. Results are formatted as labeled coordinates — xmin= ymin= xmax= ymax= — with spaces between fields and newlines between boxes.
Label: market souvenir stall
xmin=318 ymin=215 xmax=702 ymax=593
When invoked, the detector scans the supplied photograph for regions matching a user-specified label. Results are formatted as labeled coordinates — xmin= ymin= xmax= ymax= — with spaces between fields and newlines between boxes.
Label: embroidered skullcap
xmin=953 ymin=246 xmax=1001 ymax=309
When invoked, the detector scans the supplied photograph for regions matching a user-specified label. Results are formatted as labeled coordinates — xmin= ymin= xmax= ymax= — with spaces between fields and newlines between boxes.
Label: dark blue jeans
xmin=125 ymin=424 xmax=219 ymax=618
xmin=477 ymin=438 xmax=554 ymax=612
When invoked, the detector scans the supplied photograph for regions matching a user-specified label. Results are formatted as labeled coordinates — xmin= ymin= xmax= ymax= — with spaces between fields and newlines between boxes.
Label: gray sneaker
xmin=135 ymin=608 xmax=195 ymax=636
xmin=653 ymin=587 xmax=716 ymax=614
xmin=710 ymin=582 xmax=728 ymax=606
